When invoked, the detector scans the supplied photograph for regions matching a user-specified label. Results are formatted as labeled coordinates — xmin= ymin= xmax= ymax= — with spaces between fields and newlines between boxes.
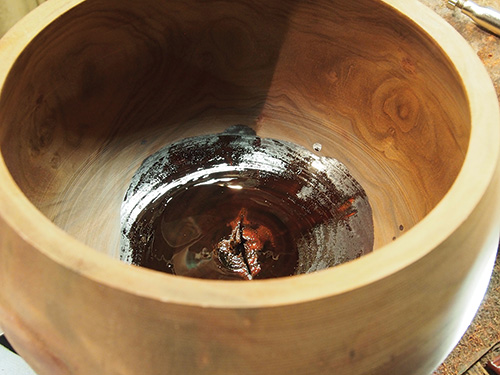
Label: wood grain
xmin=0 ymin=0 xmax=498 ymax=374
xmin=465 ymin=365 xmax=490 ymax=375
xmin=0 ymin=0 xmax=46 ymax=37
xmin=0 ymin=0 xmax=470 ymax=254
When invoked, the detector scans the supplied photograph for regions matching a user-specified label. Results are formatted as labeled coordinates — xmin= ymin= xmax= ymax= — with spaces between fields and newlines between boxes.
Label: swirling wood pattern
xmin=0 ymin=0 xmax=469 ymax=254
xmin=0 ymin=1 xmax=497 ymax=375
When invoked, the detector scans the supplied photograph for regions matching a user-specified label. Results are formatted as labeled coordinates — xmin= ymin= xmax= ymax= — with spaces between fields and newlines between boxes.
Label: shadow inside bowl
xmin=0 ymin=0 xmax=470 ymax=261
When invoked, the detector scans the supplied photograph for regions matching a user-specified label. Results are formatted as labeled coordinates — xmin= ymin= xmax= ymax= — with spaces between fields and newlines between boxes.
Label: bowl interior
xmin=0 ymin=0 xmax=470 ymax=260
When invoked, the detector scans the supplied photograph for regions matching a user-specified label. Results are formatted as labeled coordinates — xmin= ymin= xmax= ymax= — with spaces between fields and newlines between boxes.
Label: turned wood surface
xmin=0 ymin=0 xmax=46 ymax=338
xmin=0 ymin=0 xmax=498 ymax=375
xmin=0 ymin=0 xmax=470 ymax=256
xmin=420 ymin=1 xmax=500 ymax=374
xmin=0 ymin=0 xmax=46 ymax=37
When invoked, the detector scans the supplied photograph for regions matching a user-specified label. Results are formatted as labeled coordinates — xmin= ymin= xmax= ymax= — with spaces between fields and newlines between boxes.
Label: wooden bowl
xmin=0 ymin=0 xmax=498 ymax=374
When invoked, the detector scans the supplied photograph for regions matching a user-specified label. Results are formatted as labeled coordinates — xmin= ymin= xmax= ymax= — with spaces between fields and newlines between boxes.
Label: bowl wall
xmin=0 ymin=1 xmax=498 ymax=375
xmin=0 ymin=0 xmax=469 ymax=257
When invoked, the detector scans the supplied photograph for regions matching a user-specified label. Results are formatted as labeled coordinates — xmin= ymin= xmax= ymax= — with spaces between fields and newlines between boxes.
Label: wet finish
xmin=120 ymin=126 xmax=374 ymax=280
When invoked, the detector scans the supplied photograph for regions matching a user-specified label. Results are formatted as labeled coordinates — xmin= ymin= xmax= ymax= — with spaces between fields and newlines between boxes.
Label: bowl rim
xmin=0 ymin=0 xmax=498 ymax=309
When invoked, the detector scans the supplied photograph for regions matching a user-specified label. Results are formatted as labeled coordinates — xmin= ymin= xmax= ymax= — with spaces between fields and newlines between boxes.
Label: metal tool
xmin=447 ymin=0 xmax=500 ymax=36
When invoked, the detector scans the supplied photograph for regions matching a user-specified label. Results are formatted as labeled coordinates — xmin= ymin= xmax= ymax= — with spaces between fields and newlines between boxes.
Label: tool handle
xmin=448 ymin=0 xmax=500 ymax=36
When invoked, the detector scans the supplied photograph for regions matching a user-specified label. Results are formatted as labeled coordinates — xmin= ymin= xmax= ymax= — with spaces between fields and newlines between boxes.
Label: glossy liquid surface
xmin=120 ymin=126 xmax=374 ymax=280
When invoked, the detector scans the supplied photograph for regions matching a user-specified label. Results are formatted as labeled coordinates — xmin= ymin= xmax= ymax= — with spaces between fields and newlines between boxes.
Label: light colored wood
xmin=0 ymin=0 xmax=46 ymax=37
xmin=0 ymin=0 xmax=498 ymax=374
xmin=465 ymin=365 xmax=490 ymax=375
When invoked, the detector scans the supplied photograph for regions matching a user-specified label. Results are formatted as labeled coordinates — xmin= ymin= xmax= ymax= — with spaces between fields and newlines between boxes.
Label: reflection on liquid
xmin=120 ymin=126 xmax=374 ymax=280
